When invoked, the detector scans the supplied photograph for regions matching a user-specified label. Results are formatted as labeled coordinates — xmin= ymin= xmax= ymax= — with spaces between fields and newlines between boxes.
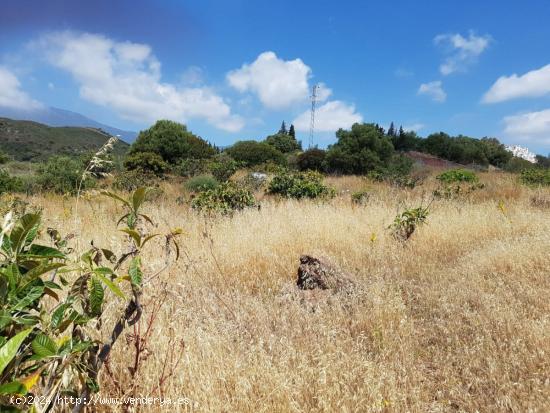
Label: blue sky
xmin=1 ymin=0 xmax=550 ymax=154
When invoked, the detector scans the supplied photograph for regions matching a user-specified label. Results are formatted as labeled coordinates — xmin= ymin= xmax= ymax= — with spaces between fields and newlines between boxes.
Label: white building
xmin=504 ymin=145 xmax=537 ymax=163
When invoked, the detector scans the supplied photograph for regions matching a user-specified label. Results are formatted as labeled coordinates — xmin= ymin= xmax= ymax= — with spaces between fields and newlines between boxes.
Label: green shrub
xmin=264 ymin=133 xmax=301 ymax=153
xmin=351 ymin=189 xmax=370 ymax=205
xmin=0 ymin=189 xmax=182 ymax=410
xmin=176 ymin=158 xmax=209 ymax=177
xmin=390 ymin=206 xmax=430 ymax=241
xmin=36 ymin=156 xmax=91 ymax=194
xmin=268 ymin=171 xmax=335 ymax=199
xmin=185 ymin=174 xmax=219 ymax=193
xmin=129 ymin=119 xmax=216 ymax=164
xmin=112 ymin=170 xmax=158 ymax=192
xmin=124 ymin=151 xmax=168 ymax=175
xmin=520 ymin=168 xmax=550 ymax=186
xmin=191 ymin=182 xmax=256 ymax=214
xmin=0 ymin=170 xmax=24 ymax=194
xmin=436 ymin=169 xmax=479 ymax=184
xmin=434 ymin=169 xmax=484 ymax=199
xmin=209 ymin=153 xmax=239 ymax=182
xmin=297 ymin=148 xmax=326 ymax=171
xmin=225 ymin=141 xmax=286 ymax=167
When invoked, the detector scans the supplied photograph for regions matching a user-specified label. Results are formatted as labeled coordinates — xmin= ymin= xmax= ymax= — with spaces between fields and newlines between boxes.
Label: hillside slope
xmin=0 ymin=118 xmax=129 ymax=162
xmin=0 ymin=106 xmax=136 ymax=142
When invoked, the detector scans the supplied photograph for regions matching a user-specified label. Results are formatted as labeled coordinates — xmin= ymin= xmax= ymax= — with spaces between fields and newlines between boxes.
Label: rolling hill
xmin=0 ymin=106 xmax=137 ymax=142
xmin=0 ymin=118 xmax=129 ymax=162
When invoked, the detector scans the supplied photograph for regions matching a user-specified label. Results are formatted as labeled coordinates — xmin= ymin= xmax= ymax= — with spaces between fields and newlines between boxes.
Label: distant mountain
xmin=0 ymin=118 xmax=129 ymax=162
xmin=0 ymin=106 xmax=136 ymax=142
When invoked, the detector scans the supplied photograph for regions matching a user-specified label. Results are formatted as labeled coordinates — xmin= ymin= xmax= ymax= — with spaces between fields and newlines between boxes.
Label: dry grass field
xmin=23 ymin=172 xmax=550 ymax=412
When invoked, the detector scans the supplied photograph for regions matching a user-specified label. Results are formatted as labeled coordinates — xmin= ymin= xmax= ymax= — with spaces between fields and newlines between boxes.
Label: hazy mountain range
xmin=0 ymin=106 xmax=136 ymax=142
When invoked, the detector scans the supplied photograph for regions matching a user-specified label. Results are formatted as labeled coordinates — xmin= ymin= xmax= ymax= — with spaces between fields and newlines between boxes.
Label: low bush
xmin=112 ymin=170 xmax=159 ymax=192
xmin=185 ymin=174 xmax=219 ymax=193
xmin=225 ymin=141 xmax=286 ymax=167
xmin=209 ymin=153 xmax=239 ymax=182
xmin=433 ymin=168 xmax=484 ymax=199
xmin=124 ymin=151 xmax=168 ymax=175
xmin=191 ymin=182 xmax=256 ymax=214
xmin=0 ymin=169 xmax=24 ymax=194
xmin=390 ymin=206 xmax=430 ymax=241
xmin=176 ymin=158 xmax=209 ymax=178
xmin=437 ymin=169 xmax=479 ymax=184
xmin=36 ymin=156 xmax=91 ymax=194
xmin=268 ymin=171 xmax=335 ymax=200
xmin=351 ymin=189 xmax=370 ymax=205
xmin=520 ymin=168 xmax=550 ymax=186
xmin=297 ymin=148 xmax=326 ymax=172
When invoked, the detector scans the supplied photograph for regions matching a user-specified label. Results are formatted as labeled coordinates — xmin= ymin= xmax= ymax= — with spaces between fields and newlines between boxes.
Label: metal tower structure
xmin=309 ymin=84 xmax=319 ymax=149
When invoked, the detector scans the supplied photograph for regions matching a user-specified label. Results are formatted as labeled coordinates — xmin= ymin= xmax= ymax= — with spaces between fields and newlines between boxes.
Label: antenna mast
xmin=309 ymin=84 xmax=319 ymax=149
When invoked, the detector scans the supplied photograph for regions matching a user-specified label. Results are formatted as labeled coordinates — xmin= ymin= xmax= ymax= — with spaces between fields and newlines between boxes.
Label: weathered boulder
xmin=296 ymin=255 xmax=355 ymax=291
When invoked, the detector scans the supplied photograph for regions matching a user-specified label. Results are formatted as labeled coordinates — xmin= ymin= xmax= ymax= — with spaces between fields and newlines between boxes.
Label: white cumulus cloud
xmin=35 ymin=31 xmax=243 ymax=132
xmin=0 ymin=66 xmax=43 ymax=110
xmin=417 ymin=81 xmax=446 ymax=102
xmin=434 ymin=32 xmax=491 ymax=75
xmin=292 ymin=100 xmax=362 ymax=133
xmin=227 ymin=51 xmax=316 ymax=110
xmin=503 ymin=109 xmax=550 ymax=146
xmin=482 ymin=64 xmax=550 ymax=103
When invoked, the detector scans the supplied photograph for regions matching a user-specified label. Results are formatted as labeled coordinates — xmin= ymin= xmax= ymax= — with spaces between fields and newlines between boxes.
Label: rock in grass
xmin=297 ymin=255 xmax=355 ymax=291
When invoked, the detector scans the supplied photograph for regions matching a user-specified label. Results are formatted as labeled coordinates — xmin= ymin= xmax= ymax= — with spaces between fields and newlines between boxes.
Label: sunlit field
xmin=22 ymin=172 xmax=550 ymax=412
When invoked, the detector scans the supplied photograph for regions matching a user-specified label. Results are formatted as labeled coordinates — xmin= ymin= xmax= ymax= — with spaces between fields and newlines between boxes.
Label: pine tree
xmin=388 ymin=122 xmax=396 ymax=137
xmin=398 ymin=125 xmax=405 ymax=137
xmin=288 ymin=124 xmax=296 ymax=139
xmin=278 ymin=121 xmax=287 ymax=135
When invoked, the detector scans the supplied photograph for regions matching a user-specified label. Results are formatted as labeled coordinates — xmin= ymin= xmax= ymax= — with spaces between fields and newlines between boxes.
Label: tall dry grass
xmin=27 ymin=172 xmax=550 ymax=412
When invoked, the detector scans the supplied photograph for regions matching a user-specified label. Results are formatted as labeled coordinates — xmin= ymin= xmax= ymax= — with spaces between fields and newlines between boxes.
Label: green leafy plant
xmin=520 ymin=168 xmax=550 ymax=186
xmin=208 ymin=154 xmax=239 ymax=182
xmin=351 ymin=190 xmax=370 ymax=205
xmin=191 ymin=182 xmax=256 ymax=214
xmin=185 ymin=174 xmax=219 ymax=193
xmin=124 ymin=151 xmax=169 ymax=176
xmin=389 ymin=205 xmax=430 ymax=241
xmin=267 ymin=171 xmax=335 ymax=200
xmin=433 ymin=169 xmax=484 ymax=199
xmin=0 ymin=188 xmax=181 ymax=411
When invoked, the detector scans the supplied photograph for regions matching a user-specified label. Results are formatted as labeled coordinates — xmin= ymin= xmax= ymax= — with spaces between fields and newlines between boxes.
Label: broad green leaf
xmin=12 ymin=286 xmax=44 ymax=311
xmin=25 ymin=244 xmax=66 ymax=259
xmin=128 ymin=257 xmax=142 ymax=286
xmin=132 ymin=187 xmax=150 ymax=212
xmin=120 ymin=228 xmax=141 ymax=247
xmin=9 ymin=214 xmax=41 ymax=255
xmin=0 ymin=328 xmax=32 ymax=375
xmin=50 ymin=303 xmax=69 ymax=329
xmin=0 ymin=311 xmax=12 ymax=330
xmin=20 ymin=263 xmax=65 ymax=285
xmin=0 ymin=380 xmax=27 ymax=395
xmin=89 ymin=276 xmax=104 ymax=315
xmin=31 ymin=334 xmax=58 ymax=358
xmin=94 ymin=272 xmax=125 ymax=299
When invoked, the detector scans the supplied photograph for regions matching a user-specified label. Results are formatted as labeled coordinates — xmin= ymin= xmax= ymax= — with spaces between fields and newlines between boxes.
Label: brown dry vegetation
xmin=24 ymin=171 xmax=550 ymax=412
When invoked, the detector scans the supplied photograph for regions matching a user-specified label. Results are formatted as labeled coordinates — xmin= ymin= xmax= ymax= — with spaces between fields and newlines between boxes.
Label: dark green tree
xmin=325 ymin=123 xmax=395 ymax=174
xmin=264 ymin=133 xmax=302 ymax=153
xmin=129 ymin=120 xmax=215 ymax=165
xmin=288 ymin=124 xmax=296 ymax=139
xmin=297 ymin=148 xmax=326 ymax=171
xmin=278 ymin=121 xmax=288 ymax=135
xmin=387 ymin=122 xmax=396 ymax=137
xmin=225 ymin=141 xmax=286 ymax=166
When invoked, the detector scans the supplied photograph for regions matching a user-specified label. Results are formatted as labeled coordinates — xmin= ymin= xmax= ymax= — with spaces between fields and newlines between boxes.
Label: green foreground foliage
xmin=0 ymin=188 xmax=181 ymax=411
